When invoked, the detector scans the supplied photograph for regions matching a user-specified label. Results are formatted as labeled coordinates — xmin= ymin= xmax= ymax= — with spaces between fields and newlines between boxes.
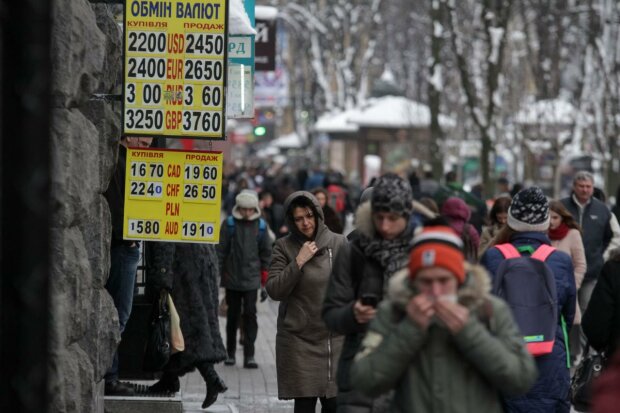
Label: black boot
xmin=148 ymin=372 xmax=180 ymax=395
xmin=198 ymin=363 xmax=227 ymax=409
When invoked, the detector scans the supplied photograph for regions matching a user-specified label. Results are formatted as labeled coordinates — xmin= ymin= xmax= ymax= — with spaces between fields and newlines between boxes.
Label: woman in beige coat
xmin=266 ymin=191 xmax=347 ymax=413
xmin=549 ymin=200 xmax=586 ymax=363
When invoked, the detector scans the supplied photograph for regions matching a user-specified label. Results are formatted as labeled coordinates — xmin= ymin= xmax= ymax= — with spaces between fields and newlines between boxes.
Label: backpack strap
xmin=495 ymin=243 xmax=520 ymax=259
xmin=226 ymin=215 xmax=235 ymax=237
xmin=531 ymin=244 xmax=555 ymax=262
xmin=257 ymin=218 xmax=266 ymax=242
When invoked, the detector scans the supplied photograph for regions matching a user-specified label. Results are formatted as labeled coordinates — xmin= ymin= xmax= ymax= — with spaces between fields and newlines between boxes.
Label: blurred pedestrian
xmin=218 ymin=190 xmax=272 ymax=369
xmin=103 ymin=136 xmax=152 ymax=396
xmin=440 ymin=197 xmax=480 ymax=263
xmin=266 ymin=192 xmax=347 ymax=413
xmin=548 ymin=200 xmax=586 ymax=364
xmin=350 ymin=226 xmax=537 ymax=412
xmin=311 ymin=187 xmax=344 ymax=234
xmin=322 ymin=173 xmax=415 ymax=412
xmin=561 ymin=171 xmax=620 ymax=360
xmin=478 ymin=196 xmax=511 ymax=256
xmin=146 ymin=243 xmax=227 ymax=409
xmin=481 ymin=187 xmax=576 ymax=413
xmin=582 ymin=246 xmax=620 ymax=358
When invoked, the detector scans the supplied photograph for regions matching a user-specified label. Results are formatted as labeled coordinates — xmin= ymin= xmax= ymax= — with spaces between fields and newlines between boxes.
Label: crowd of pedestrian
xmin=101 ymin=142 xmax=620 ymax=412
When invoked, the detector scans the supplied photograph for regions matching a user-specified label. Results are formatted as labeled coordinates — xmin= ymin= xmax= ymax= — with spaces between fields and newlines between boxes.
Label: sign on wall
xmin=226 ymin=0 xmax=254 ymax=118
xmin=123 ymin=147 xmax=223 ymax=243
xmin=123 ymin=0 xmax=228 ymax=139
xmin=255 ymin=19 xmax=276 ymax=71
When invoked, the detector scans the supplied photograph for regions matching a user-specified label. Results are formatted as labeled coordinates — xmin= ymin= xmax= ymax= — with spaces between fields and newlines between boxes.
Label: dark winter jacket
xmin=217 ymin=207 xmax=272 ymax=291
xmin=480 ymin=231 xmax=576 ymax=412
xmin=322 ymin=202 xmax=403 ymax=412
xmin=322 ymin=205 xmax=344 ymax=234
xmin=582 ymin=248 xmax=620 ymax=357
xmin=146 ymin=243 xmax=226 ymax=375
xmin=561 ymin=195 xmax=613 ymax=280
xmin=350 ymin=266 xmax=538 ymax=413
xmin=103 ymin=145 xmax=132 ymax=246
xmin=266 ymin=191 xmax=347 ymax=399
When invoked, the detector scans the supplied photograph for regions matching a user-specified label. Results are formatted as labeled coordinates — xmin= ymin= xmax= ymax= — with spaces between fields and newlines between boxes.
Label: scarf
xmin=548 ymin=222 xmax=570 ymax=240
xmin=359 ymin=226 xmax=414 ymax=279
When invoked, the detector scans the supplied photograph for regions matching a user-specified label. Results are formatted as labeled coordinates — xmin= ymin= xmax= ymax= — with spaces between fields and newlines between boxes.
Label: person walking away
xmin=350 ymin=225 xmax=537 ymax=412
xmin=322 ymin=173 xmax=415 ymax=412
xmin=266 ymin=191 xmax=347 ymax=413
xmin=146 ymin=243 xmax=228 ymax=409
xmin=312 ymin=187 xmax=344 ymax=234
xmin=440 ymin=196 xmax=480 ymax=263
xmin=259 ymin=189 xmax=287 ymax=238
xmin=478 ymin=196 xmax=511 ymax=256
xmin=560 ymin=171 xmax=620 ymax=361
xmin=549 ymin=200 xmax=586 ymax=364
xmin=103 ymin=135 xmax=152 ymax=396
xmin=218 ymin=190 xmax=272 ymax=368
xmin=481 ymin=187 xmax=576 ymax=412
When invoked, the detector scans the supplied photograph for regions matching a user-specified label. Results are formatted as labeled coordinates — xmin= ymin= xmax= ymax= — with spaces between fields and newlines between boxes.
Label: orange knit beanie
xmin=409 ymin=226 xmax=466 ymax=284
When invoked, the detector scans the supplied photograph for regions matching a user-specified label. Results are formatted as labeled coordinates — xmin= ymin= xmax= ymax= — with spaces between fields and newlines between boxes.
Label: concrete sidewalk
xmin=181 ymin=294 xmax=294 ymax=413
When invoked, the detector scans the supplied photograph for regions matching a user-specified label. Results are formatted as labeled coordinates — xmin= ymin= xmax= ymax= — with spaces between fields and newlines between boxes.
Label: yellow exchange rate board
xmin=123 ymin=0 xmax=228 ymax=139
xmin=123 ymin=147 xmax=223 ymax=243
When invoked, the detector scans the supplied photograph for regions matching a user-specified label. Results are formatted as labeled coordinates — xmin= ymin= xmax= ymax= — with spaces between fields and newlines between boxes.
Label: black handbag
xmin=143 ymin=290 xmax=171 ymax=372
xmin=570 ymin=344 xmax=607 ymax=412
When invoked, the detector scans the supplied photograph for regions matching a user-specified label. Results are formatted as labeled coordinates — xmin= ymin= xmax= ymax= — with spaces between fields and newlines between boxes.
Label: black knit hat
xmin=371 ymin=173 xmax=413 ymax=217
xmin=507 ymin=186 xmax=550 ymax=232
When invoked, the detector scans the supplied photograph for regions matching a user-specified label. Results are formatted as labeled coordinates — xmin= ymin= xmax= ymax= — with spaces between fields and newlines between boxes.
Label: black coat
xmin=582 ymin=249 xmax=620 ymax=357
xmin=103 ymin=145 xmax=129 ymax=246
xmin=146 ymin=242 xmax=226 ymax=375
xmin=321 ymin=203 xmax=394 ymax=412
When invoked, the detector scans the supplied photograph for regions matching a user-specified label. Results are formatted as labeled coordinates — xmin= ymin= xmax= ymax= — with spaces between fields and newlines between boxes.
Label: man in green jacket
xmin=350 ymin=225 xmax=537 ymax=413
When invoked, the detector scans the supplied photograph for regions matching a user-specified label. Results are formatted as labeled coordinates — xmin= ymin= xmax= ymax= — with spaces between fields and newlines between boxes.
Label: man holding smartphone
xmin=322 ymin=173 xmax=416 ymax=412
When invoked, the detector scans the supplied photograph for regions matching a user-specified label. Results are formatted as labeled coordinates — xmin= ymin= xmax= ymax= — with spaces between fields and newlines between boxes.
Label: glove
xmin=260 ymin=287 xmax=268 ymax=302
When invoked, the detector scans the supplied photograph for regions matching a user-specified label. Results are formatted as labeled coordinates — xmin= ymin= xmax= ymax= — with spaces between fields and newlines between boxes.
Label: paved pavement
xmin=180 ymin=293 xmax=295 ymax=413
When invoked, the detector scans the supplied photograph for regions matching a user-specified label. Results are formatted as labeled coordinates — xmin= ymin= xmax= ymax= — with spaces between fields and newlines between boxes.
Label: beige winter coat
xmin=551 ymin=228 xmax=587 ymax=323
xmin=266 ymin=191 xmax=347 ymax=399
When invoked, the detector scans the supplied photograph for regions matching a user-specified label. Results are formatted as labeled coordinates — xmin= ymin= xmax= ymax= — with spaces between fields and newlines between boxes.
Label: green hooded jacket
xmin=350 ymin=265 xmax=538 ymax=413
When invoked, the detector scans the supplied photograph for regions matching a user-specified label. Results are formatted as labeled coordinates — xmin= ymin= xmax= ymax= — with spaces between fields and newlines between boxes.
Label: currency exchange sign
xmin=123 ymin=0 xmax=228 ymax=139
xmin=123 ymin=147 xmax=224 ymax=243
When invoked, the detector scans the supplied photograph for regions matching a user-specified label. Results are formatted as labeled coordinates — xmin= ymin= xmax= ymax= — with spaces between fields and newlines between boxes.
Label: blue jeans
xmin=104 ymin=243 xmax=140 ymax=382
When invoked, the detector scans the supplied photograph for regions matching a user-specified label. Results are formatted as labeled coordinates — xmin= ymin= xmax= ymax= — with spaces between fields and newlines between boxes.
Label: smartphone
xmin=360 ymin=293 xmax=379 ymax=308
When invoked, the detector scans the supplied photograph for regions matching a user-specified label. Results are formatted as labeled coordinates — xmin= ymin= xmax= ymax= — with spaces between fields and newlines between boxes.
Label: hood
xmin=232 ymin=190 xmax=261 ymax=220
xmin=441 ymin=197 xmax=471 ymax=222
xmin=354 ymin=201 xmax=375 ymax=238
xmin=386 ymin=263 xmax=491 ymax=312
xmin=283 ymin=191 xmax=325 ymax=240
xmin=355 ymin=200 xmax=434 ymax=239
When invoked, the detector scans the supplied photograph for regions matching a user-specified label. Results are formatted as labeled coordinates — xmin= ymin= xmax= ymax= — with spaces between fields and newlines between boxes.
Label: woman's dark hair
xmin=287 ymin=196 xmax=319 ymax=222
xmin=489 ymin=196 xmax=512 ymax=226
xmin=549 ymin=200 xmax=581 ymax=232
xmin=310 ymin=187 xmax=328 ymax=198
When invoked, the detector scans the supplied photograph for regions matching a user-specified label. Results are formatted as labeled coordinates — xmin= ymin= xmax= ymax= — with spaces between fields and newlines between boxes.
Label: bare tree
xmin=445 ymin=0 xmax=513 ymax=196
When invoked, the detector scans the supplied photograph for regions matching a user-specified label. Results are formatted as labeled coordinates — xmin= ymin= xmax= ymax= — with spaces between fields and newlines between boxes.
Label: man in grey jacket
xmin=218 ymin=190 xmax=272 ymax=368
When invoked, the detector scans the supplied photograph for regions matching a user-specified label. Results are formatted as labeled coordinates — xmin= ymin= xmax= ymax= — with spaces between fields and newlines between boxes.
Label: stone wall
xmin=49 ymin=2 xmax=122 ymax=412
